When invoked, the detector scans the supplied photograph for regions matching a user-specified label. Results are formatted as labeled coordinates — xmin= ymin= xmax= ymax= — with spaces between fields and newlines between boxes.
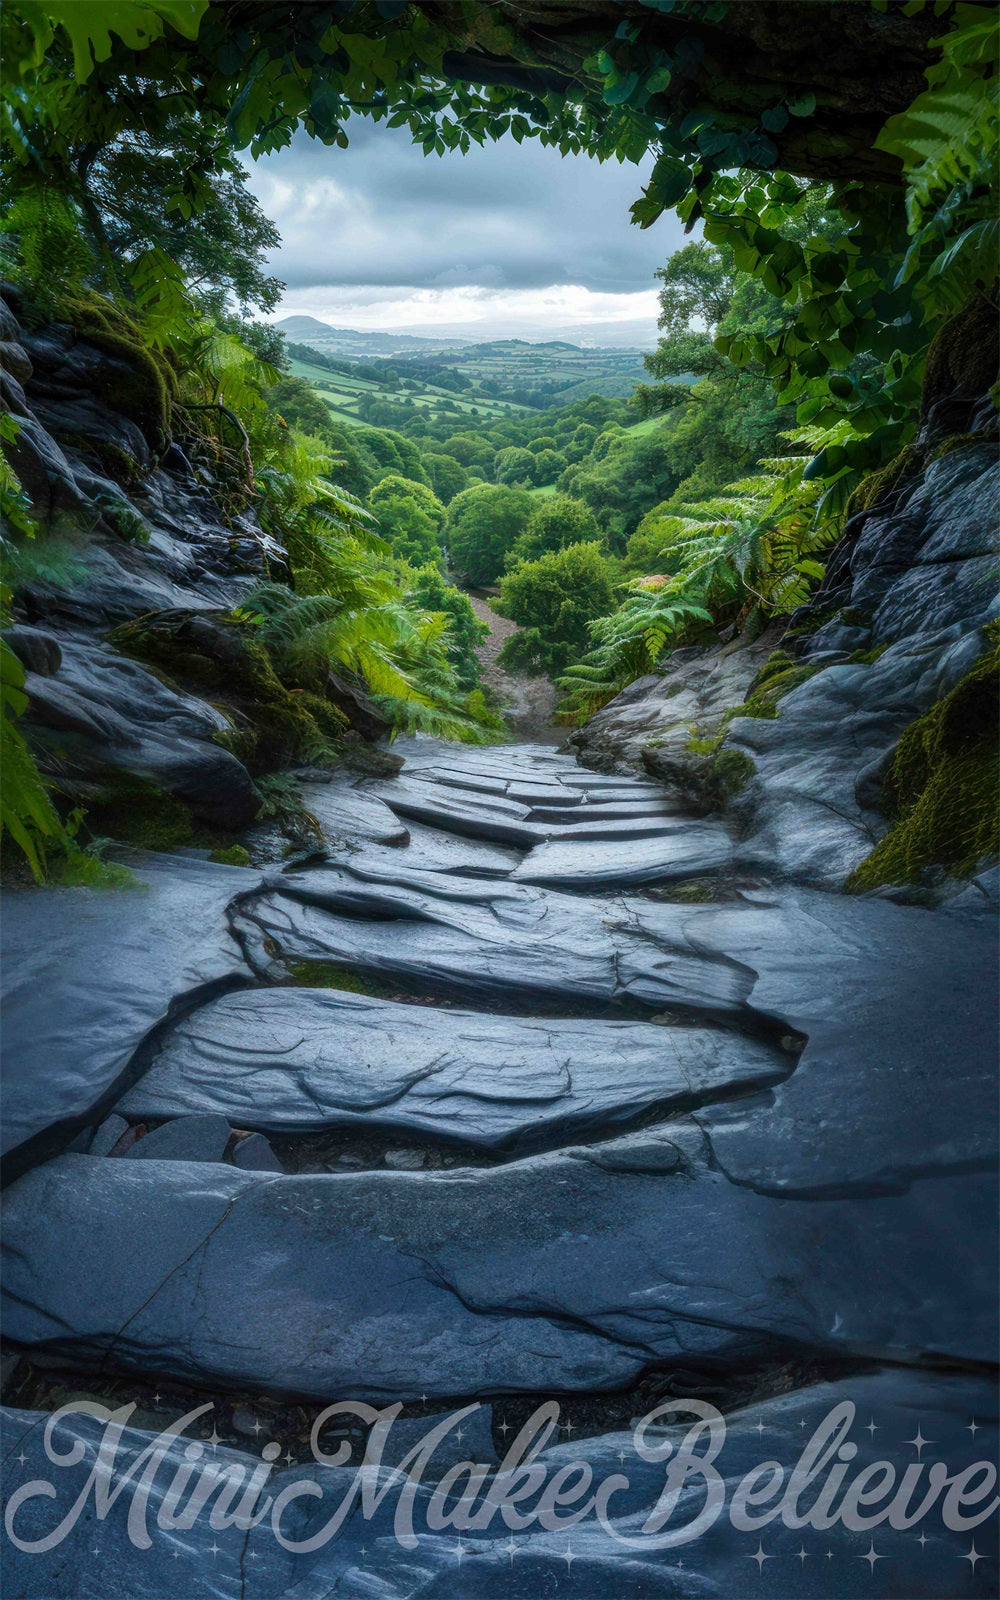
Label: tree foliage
xmin=496 ymin=541 xmax=616 ymax=678
xmin=445 ymin=483 xmax=534 ymax=587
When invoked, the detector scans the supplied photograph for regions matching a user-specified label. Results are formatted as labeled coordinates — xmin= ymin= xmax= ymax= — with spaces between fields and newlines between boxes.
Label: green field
xmin=289 ymin=354 xmax=531 ymax=430
xmin=527 ymin=483 xmax=558 ymax=498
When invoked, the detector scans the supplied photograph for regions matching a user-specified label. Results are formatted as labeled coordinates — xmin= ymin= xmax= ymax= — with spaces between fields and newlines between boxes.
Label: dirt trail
xmin=467 ymin=592 xmax=560 ymax=743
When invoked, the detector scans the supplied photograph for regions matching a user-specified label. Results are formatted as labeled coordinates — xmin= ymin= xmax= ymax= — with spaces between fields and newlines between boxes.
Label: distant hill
xmin=276 ymin=318 xmax=647 ymax=404
xmin=275 ymin=317 xmax=472 ymax=357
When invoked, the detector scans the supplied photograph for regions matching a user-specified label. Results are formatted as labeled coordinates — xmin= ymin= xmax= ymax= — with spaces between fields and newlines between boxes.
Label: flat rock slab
xmin=3 ymin=1141 xmax=993 ymax=1400
xmin=117 ymin=987 xmax=786 ymax=1151
xmin=631 ymin=888 xmax=999 ymax=1195
xmin=371 ymin=778 xmax=547 ymax=847
xmin=3 ymin=1367 xmax=995 ymax=1598
xmin=237 ymin=867 xmax=758 ymax=1020
xmin=333 ymin=817 xmax=521 ymax=878
xmin=0 ymin=855 xmax=261 ymax=1172
xmin=515 ymin=822 xmax=736 ymax=887
xmin=122 ymin=1113 xmax=233 ymax=1163
xmin=296 ymin=778 xmax=409 ymax=848
xmin=528 ymin=799 xmax=684 ymax=823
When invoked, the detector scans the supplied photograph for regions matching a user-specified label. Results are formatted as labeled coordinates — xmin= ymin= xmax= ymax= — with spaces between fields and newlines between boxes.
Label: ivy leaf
xmin=788 ymin=92 xmax=817 ymax=118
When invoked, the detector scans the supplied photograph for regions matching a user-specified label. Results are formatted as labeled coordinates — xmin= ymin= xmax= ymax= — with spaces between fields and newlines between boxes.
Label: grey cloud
xmin=247 ymin=123 xmax=684 ymax=293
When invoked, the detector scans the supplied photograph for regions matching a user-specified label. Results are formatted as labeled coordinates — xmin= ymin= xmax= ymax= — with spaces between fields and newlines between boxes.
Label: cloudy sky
xmin=246 ymin=123 xmax=687 ymax=346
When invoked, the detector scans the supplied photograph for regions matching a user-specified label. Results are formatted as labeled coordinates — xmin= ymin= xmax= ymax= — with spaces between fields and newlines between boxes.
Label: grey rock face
xmin=122 ymin=1113 xmax=233 ymax=1164
xmin=0 ymin=855 xmax=261 ymax=1170
xmin=569 ymin=444 xmax=998 ymax=890
xmin=4 ymin=624 xmax=61 ymax=676
xmin=24 ymin=632 xmax=259 ymax=829
xmin=230 ymin=1132 xmax=285 ymax=1173
xmin=296 ymin=777 xmax=410 ymax=848
xmin=569 ymin=628 xmax=782 ymax=776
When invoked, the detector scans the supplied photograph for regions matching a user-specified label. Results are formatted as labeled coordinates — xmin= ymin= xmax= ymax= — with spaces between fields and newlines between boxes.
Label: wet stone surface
xmin=1 ymin=736 xmax=997 ymax=1598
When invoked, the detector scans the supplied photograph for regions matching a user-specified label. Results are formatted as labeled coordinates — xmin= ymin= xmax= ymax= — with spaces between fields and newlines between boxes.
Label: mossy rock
xmin=921 ymin=293 xmax=999 ymax=419
xmin=283 ymin=961 xmax=396 ymax=998
xmin=846 ymin=445 xmax=923 ymax=520
xmin=209 ymin=844 xmax=252 ymax=867
xmin=58 ymin=293 xmax=176 ymax=447
xmin=710 ymin=747 xmax=756 ymax=803
xmin=725 ymin=658 xmax=827 ymax=723
xmin=108 ymin=609 xmax=350 ymax=772
xmin=846 ymin=632 xmax=1000 ymax=891
xmin=79 ymin=772 xmax=194 ymax=853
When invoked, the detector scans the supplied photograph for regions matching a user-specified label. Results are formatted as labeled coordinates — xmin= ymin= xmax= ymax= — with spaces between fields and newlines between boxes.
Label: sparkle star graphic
xmin=796 ymin=1547 xmax=809 ymax=1563
xmin=251 ymin=1418 xmax=263 ymax=1436
xmin=497 ymin=1419 xmax=510 ymax=1436
xmin=748 ymin=1543 xmax=773 ymax=1571
xmin=917 ymin=1532 xmax=929 ymax=1549
xmin=208 ymin=1542 xmax=220 ymax=1558
xmin=859 ymin=1542 xmax=884 ymax=1570
xmin=755 ymin=1420 xmax=766 ymax=1436
xmin=617 ymin=1447 xmax=628 ymax=1465
xmin=967 ymin=1418 xmax=980 ymax=1437
xmin=904 ymin=1427 xmax=933 ymax=1457
xmin=453 ymin=1540 xmax=465 ymax=1564
xmin=962 ymin=1543 xmax=985 ymax=1570
xmin=563 ymin=1419 xmax=575 ymax=1436
xmin=207 ymin=1427 xmax=221 ymax=1451
xmin=283 ymin=1449 xmax=295 ymax=1465
xmin=15 ymin=1451 xmax=27 ymax=1466
xmin=505 ymin=1537 xmax=518 ymax=1563
xmin=865 ymin=1418 xmax=878 ymax=1436
xmin=454 ymin=1427 xmax=465 ymax=1444
xmin=562 ymin=1544 xmax=576 ymax=1571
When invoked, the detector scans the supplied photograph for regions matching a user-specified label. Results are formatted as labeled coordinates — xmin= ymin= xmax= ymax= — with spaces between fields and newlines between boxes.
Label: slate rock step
xmin=116 ymin=987 xmax=787 ymax=1151
xmin=296 ymin=777 xmax=410 ymax=849
xmin=235 ymin=866 xmax=759 ymax=1020
xmin=513 ymin=822 xmax=737 ymax=887
xmin=122 ymin=1112 xmax=233 ymax=1163
xmin=0 ymin=854 xmax=263 ymax=1171
xmin=3 ymin=1133 xmax=994 ymax=1403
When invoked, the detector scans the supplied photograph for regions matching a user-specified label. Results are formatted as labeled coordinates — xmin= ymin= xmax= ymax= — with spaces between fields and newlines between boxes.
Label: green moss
xmin=928 ymin=430 xmax=997 ymax=463
xmin=711 ymin=748 xmax=756 ymax=802
xmin=58 ymin=293 xmax=174 ymax=445
xmin=838 ymin=605 xmax=875 ymax=628
xmin=846 ymin=445 xmax=921 ymax=520
xmin=848 ymin=643 xmax=890 ymax=665
xmin=846 ymin=634 xmax=1000 ymax=891
xmin=749 ymin=649 xmax=799 ymax=690
xmin=109 ymin=612 xmax=350 ymax=772
xmin=56 ymin=434 xmax=145 ymax=484
xmin=209 ymin=844 xmax=252 ymax=867
xmin=81 ymin=772 xmax=194 ymax=852
xmin=921 ymin=293 xmax=998 ymax=414
xmin=728 ymin=660 xmax=827 ymax=722
xmin=661 ymin=881 xmax=717 ymax=904
xmin=284 ymin=961 xmax=395 ymax=997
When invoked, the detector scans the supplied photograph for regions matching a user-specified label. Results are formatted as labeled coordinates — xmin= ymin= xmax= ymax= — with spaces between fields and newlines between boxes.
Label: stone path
xmin=467 ymin=591 xmax=558 ymax=740
xmin=2 ymin=736 xmax=997 ymax=1597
